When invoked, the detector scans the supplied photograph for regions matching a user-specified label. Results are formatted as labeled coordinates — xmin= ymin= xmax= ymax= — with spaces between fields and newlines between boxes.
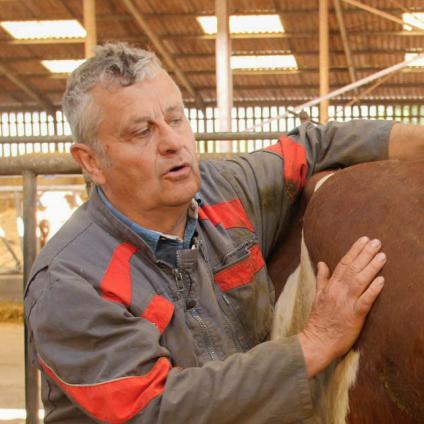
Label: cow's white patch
xmin=271 ymin=173 xmax=360 ymax=424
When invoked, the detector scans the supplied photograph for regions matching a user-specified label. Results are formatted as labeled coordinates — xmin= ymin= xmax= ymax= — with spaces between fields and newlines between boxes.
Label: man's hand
xmin=298 ymin=237 xmax=386 ymax=378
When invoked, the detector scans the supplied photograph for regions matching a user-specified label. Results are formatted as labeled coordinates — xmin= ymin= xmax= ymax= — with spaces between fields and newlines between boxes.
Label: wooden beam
xmin=6 ymin=66 xmax=424 ymax=79
xmin=1 ymin=48 xmax=421 ymax=64
xmin=215 ymin=0 xmax=233 ymax=152
xmin=319 ymin=0 xmax=330 ymax=123
xmin=341 ymin=0 xmax=424 ymax=31
xmin=334 ymin=0 xmax=357 ymax=84
xmin=2 ymin=29 xmax=424 ymax=46
xmin=0 ymin=62 xmax=56 ymax=114
xmin=83 ymin=0 xmax=97 ymax=58
xmin=120 ymin=0 xmax=204 ymax=107
xmin=195 ymin=82 xmax=424 ymax=90
xmin=95 ymin=8 xmax=424 ymax=19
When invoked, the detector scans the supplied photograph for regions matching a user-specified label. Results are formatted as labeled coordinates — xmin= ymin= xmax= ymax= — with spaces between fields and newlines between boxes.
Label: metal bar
xmin=0 ymin=136 xmax=73 ymax=144
xmin=0 ymin=154 xmax=80 ymax=175
xmin=319 ymin=0 xmax=330 ymax=123
xmin=215 ymin=0 xmax=233 ymax=153
xmin=341 ymin=0 xmax=424 ymax=31
xmin=22 ymin=170 xmax=39 ymax=424
xmin=247 ymin=52 xmax=424 ymax=131
xmin=0 ymin=184 xmax=86 ymax=192
xmin=0 ymin=132 xmax=283 ymax=147
xmin=0 ymin=151 xmax=251 ymax=175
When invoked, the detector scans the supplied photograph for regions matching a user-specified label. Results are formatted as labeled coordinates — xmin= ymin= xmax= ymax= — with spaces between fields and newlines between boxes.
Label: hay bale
xmin=0 ymin=301 xmax=24 ymax=324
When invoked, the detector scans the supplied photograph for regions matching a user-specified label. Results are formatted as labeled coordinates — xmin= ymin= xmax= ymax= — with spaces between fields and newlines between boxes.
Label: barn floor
xmin=0 ymin=323 xmax=26 ymax=423
xmin=0 ymin=277 xmax=42 ymax=422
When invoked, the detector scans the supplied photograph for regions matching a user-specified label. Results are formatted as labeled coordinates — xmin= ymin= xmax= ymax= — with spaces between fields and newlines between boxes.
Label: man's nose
xmin=157 ymin=123 xmax=183 ymax=154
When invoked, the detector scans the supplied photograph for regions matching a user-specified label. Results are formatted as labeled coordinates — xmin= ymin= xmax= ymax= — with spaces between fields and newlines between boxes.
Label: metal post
xmin=23 ymin=171 xmax=39 ymax=424
xmin=215 ymin=0 xmax=233 ymax=152
xmin=319 ymin=0 xmax=330 ymax=123
xmin=83 ymin=0 xmax=97 ymax=58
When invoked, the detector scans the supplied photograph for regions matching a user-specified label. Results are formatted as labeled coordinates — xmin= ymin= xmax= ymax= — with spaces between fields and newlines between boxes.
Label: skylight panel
xmin=231 ymin=55 xmax=297 ymax=70
xmin=197 ymin=15 xmax=284 ymax=35
xmin=41 ymin=60 xmax=85 ymax=74
xmin=405 ymin=53 xmax=424 ymax=67
xmin=0 ymin=20 xmax=86 ymax=39
xmin=402 ymin=13 xmax=424 ymax=31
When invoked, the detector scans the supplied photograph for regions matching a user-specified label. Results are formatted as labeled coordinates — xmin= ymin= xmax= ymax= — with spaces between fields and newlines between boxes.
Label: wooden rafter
xmin=120 ymin=0 xmax=204 ymax=108
xmin=334 ymin=0 xmax=357 ymax=84
xmin=0 ymin=48 xmax=421 ymax=63
xmin=0 ymin=62 xmax=55 ymax=113
xmin=2 ymin=29 xmax=424 ymax=46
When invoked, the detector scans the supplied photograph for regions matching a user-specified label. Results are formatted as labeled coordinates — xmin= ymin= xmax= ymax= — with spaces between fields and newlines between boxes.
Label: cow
xmin=268 ymin=160 xmax=424 ymax=424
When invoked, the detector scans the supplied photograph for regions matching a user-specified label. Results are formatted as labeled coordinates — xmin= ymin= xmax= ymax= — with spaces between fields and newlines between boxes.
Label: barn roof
xmin=0 ymin=0 xmax=424 ymax=111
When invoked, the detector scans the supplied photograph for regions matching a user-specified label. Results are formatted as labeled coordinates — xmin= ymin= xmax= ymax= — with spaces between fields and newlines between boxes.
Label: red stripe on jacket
xmin=141 ymin=294 xmax=174 ymax=335
xmin=265 ymin=136 xmax=308 ymax=192
xmin=198 ymin=198 xmax=255 ymax=232
xmin=99 ymin=242 xmax=137 ymax=307
xmin=39 ymin=355 xmax=171 ymax=424
xmin=214 ymin=244 xmax=265 ymax=291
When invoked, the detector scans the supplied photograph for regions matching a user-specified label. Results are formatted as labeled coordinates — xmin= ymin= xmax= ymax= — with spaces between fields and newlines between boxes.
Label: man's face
xmin=89 ymin=70 xmax=201 ymax=218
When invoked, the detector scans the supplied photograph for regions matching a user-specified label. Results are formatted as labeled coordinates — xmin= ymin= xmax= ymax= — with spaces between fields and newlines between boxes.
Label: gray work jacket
xmin=25 ymin=120 xmax=392 ymax=423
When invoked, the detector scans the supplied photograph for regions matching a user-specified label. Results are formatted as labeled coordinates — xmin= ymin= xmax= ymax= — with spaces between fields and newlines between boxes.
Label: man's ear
xmin=70 ymin=143 xmax=106 ymax=185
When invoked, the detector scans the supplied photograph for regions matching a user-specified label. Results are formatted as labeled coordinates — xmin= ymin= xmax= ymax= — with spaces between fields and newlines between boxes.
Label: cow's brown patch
xmin=303 ymin=160 xmax=424 ymax=424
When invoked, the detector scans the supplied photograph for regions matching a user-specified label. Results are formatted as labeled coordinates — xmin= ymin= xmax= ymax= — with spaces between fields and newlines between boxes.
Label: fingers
xmin=332 ymin=236 xmax=369 ymax=280
xmin=355 ymin=252 xmax=386 ymax=293
xmin=350 ymin=239 xmax=382 ymax=274
xmin=354 ymin=276 xmax=385 ymax=316
xmin=316 ymin=261 xmax=330 ymax=292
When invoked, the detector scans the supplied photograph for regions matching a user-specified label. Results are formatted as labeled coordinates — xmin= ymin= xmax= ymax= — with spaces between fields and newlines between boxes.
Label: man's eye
xmin=134 ymin=128 xmax=150 ymax=137
xmin=170 ymin=118 xmax=183 ymax=126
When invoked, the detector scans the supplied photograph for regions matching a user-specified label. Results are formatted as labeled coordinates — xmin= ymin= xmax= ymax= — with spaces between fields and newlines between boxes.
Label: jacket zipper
xmin=190 ymin=307 xmax=218 ymax=361
xmin=220 ymin=238 xmax=256 ymax=264
xmin=173 ymin=261 xmax=218 ymax=361
xmin=196 ymin=237 xmax=245 ymax=353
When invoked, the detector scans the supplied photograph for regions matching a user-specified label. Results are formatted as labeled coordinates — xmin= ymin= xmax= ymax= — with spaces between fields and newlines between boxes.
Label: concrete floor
xmin=0 ymin=323 xmax=25 ymax=423
xmin=0 ymin=273 xmax=42 ymax=423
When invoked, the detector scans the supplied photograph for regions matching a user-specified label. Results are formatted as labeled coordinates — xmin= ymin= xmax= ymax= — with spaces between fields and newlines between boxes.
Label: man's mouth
xmin=169 ymin=164 xmax=187 ymax=173
xmin=163 ymin=163 xmax=191 ymax=179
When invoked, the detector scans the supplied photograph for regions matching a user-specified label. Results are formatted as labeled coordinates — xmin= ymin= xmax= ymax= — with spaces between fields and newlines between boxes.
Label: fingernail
xmin=359 ymin=236 xmax=369 ymax=243
xmin=376 ymin=252 xmax=386 ymax=261
xmin=371 ymin=239 xmax=381 ymax=248
xmin=376 ymin=276 xmax=385 ymax=286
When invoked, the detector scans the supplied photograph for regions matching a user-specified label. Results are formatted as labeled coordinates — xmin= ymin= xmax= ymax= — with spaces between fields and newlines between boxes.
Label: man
xmin=25 ymin=43 xmax=423 ymax=423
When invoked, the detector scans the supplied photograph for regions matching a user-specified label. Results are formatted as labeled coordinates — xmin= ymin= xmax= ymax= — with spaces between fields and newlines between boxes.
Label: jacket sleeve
xmin=212 ymin=119 xmax=393 ymax=258
xmin=26 ymin=267 xmax=315 ymax=424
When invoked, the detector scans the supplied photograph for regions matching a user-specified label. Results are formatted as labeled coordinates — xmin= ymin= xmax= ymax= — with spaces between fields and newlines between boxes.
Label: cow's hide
xmin=269 ymin=160 xmax=424 ymax=424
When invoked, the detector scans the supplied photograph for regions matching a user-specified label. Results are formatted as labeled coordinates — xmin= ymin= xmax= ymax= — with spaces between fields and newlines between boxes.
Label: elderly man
xmin=25 ymin=43 xmax=423 ymax=423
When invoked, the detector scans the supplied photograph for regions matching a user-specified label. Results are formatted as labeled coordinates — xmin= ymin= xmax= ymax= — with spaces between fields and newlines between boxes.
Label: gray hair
xmin=63 ymin=43 xmax=162 ymax=156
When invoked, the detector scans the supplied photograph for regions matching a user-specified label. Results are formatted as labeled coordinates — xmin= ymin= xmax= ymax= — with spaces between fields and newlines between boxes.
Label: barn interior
xmin=0 ymin=0 xmax=423 ymax=422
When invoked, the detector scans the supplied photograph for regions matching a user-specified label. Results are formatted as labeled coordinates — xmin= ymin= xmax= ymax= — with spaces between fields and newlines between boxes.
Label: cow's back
xmin=303 ymin=160 xmax=424 ymax=424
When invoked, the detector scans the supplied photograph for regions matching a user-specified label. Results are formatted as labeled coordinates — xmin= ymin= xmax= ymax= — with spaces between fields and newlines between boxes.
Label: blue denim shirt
xmin=97 ymin=187 xmax=198 ymax=267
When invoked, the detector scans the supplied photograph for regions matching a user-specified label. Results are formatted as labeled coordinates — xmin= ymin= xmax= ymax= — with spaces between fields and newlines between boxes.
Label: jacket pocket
xmin=213 ymin=241 xmax=273 ymax=345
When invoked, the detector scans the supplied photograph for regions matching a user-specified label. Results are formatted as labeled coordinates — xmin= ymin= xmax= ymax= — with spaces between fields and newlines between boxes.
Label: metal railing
xmin=2 ymin=104 xmax=424 ymax=159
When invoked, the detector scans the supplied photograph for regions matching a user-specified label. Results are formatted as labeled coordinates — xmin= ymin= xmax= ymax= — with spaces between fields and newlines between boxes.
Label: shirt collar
xmin=96 ymin=186 xmax=199 ymax=254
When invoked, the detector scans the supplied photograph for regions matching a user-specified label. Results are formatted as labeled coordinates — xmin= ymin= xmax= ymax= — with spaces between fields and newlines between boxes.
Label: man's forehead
xmin=125 ymin=104 xmax=185 ymax=125
xmin=90 ymin=72 xmax=184 ymax=124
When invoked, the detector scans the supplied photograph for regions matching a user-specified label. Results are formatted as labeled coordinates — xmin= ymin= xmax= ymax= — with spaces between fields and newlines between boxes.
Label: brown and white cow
xmin=269 ymin=160 xmax=424 ymax=424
